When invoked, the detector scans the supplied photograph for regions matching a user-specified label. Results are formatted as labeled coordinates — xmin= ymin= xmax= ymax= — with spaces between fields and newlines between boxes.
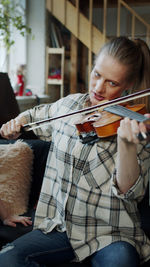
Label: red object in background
xmin=25 ymin=89 xmax=32 ymax=96
xmin=17 ymin=74 xmax=24 ymax=96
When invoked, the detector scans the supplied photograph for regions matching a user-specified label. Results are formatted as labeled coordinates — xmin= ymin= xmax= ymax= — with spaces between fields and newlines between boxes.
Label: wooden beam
xmin=80 ymin=44 xmax=88 ymax=93
xmin=117 ymin=0 xmax=121 ymax=36
xmin=88 ymin=0 xmax=93 ymax=85
xmin=79 ymin=0 xmax=150 ymax=8
xmin=131 ymin=14 xmax=135 ymax=39
xmin=76 ymin=0 xmax=79 ymax=37
xmin=103 ymin=0 xmax=107 ymax=43
xmin=70 ymin=34 xmax=78 ymax=94
xmin=146 ymin=28 xmax=150 ymax=46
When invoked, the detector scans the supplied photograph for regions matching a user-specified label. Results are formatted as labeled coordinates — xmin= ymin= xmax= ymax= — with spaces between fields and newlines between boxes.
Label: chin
xmin=90 ymin=96 xmax=102 ymax=106
xmin=89 ymin=97 xmax=96 ymax=106
xmin=89 ymin=94 xmax=96 ymax=106
xmin=91 ymin=100 xmax=98 ymax=106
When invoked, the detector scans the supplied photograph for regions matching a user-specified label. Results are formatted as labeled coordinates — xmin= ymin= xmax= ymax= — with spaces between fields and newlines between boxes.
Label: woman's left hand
xmin=3 ymin=215 xmax=32 ymax=227
xmin=117 ymin=117 xmax=147 ymax=144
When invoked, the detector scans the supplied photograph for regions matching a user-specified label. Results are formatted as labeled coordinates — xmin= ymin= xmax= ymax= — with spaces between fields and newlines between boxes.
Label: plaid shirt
xmin=22 ymin=93 xmax=150 ymax=263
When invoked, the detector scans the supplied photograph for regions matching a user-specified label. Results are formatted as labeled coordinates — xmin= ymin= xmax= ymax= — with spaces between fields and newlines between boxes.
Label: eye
xmin=109 ymin=81 xmax=117 ymax=87
xmin=93 ymin=70 xmax=100 ymax=78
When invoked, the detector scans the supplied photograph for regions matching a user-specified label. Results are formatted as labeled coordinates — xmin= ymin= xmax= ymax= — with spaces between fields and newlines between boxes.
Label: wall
xmin=26 ymin=0 xmax=46 ymax=95
xmin=2 ymin=0 xmax=46 ymax=97
xmin=4 ymin=0 xmax=26 ymax=88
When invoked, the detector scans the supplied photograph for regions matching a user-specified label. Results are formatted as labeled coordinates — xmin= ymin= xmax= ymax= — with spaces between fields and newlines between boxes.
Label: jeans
xmin=0 ymin=228 xmax=140 ymax=267
xmin=0 ymin=229 xmax=75 ymax=267
xmin=91 ymin=241 xmax=140 ymax=267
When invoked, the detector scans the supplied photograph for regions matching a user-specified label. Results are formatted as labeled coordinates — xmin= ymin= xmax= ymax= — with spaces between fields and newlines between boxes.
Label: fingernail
xmin=137 ymin=132 xmax=147 ymax=141
xmin=141 ymin=132 xmax=147 ymax=139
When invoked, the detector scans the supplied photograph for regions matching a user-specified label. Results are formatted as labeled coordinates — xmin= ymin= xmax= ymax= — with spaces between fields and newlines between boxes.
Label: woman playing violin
xmin=0 ymin=36 xmax=150 ymax=267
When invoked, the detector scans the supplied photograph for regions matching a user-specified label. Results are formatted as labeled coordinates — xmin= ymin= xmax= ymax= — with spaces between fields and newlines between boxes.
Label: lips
xmin=93 ymin=91 xmax=105 ymax=101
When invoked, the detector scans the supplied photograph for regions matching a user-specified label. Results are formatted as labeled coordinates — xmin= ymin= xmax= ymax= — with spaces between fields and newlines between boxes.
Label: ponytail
xmin=132 ymin=39 xmax=150 ymax=112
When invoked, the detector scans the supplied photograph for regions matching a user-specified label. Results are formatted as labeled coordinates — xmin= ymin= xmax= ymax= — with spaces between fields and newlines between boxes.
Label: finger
xmin=6 ymin=121 xmax=13 ymax=136
xmin=10 ymin=120 xmax=20 ymax=135
xmin=1 ymin=121 xmax=14 ymax=138
xmin=144 ymin=114 xmax=150 ymax=119
xmin=1 ymin=120 xmax=21 ymax=139
xmin=139 ymin=122 xmax=147 ymax=133
xmin=19 ymin=216 xmax=32 ymax=221
xmin=120 ymin=117 xmax=132 ymax=142
xmin=0 ymin=124 xmax=8 ymax=137
xmin=20 ymin=219 xmax=32 ymax=227
xmin=20 ymin=221 xmax=28 ymax=227
xmin=137 ymin=122 xmax=148 ymax=141
xmin=3 ymin=220 xmax=16 ymax=227
xmin=7 ymin=222 xmax=17 ymax=227
xmin=130 ymin=120 xmax=140 ymax=144
xmin=19 ymin=216 xmax=32 ymax=225
xmin=118 ymin=118 xmax=140 ymax=143
xmin=14 ymin=119 xmax=22 ymax=132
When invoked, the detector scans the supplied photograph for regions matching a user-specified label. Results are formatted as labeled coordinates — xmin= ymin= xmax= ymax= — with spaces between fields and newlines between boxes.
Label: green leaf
xmin=0 ymin=0 xmax=32 ymax=51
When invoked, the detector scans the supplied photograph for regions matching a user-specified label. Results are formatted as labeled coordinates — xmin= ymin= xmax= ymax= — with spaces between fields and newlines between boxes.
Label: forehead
xmin=95 ymin=53 xmax=128 ymax=83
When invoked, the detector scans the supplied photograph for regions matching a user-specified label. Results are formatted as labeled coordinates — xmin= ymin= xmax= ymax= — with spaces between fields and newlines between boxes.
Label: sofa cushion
xmin=0 ymin=140 xmax=33 ymax=215
xmin=0 ymin=139 xmax=50 ymax=248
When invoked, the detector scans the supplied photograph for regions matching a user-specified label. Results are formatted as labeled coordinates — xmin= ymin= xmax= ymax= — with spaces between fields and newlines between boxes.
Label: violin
xmin=22 ymin=88 xmax=150 ymax=144
xmin=75 ymin=103 xmax=150 ymax=144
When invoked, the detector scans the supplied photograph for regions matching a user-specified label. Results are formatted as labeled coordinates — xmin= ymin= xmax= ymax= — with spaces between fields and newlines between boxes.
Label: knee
xmin=117 ymin=241 xmax=139 ymax=261
xmin=0 ymin=243 xmax=18 ymax=267
xmin=91 ymin=241 xmax=140 ymax=267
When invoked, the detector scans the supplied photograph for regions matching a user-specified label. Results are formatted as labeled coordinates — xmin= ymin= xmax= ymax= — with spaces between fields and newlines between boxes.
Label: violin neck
xmin=104 ymin=105 xmax=147 ymax=122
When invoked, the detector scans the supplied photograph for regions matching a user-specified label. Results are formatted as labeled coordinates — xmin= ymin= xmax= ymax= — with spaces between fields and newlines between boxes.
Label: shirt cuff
xmin=111 ymin=172 xmax=143 ymax=201
xmin=19 ymin=110 xmax=32 ymax=123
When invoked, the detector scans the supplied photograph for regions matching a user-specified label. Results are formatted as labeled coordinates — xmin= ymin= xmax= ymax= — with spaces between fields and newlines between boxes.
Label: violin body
xmin=93 ymin=111 xmax=121 ymax=138
xmin=75 ymin=104 xmax=147 ymax=143
xmin=94 ymin=103 xmax=146 ymax=138
xmin=75 ymin=112 xmax=102 ymax=133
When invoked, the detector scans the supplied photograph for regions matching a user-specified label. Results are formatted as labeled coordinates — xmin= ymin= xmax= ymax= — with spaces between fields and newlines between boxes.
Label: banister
xmin=120 ymin=0 xmax=150 ymax=29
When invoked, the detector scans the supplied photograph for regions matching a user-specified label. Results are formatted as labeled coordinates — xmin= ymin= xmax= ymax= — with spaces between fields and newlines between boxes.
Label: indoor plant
xmin=0 ymin=0 xmax=31 ymax=52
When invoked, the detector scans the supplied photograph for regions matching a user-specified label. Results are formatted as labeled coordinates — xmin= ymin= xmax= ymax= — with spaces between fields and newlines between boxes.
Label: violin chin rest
xmin=79 ymin=132 xmax=99 ymax=145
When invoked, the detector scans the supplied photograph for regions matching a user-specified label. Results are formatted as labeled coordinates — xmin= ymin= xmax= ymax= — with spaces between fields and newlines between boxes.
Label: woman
xmin=0 ymin=36 xmax=150 ymax=267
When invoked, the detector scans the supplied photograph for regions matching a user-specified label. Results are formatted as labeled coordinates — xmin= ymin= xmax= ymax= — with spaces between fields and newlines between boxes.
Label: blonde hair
xmin=96 ymin=37 xmax=150 ymax=111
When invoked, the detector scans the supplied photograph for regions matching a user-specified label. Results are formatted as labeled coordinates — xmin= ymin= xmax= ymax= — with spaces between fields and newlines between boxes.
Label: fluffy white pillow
xmin=0 ymin=140 xmax=33 ymax=215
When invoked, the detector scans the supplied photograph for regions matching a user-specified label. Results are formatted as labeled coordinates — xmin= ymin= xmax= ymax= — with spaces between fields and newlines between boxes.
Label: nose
xmin=94 ymin=78 xmax=105 ymax=93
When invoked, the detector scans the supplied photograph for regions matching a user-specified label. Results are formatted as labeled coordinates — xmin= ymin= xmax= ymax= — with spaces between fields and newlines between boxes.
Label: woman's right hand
xmin=0 ymin=116 xmax=27 ymax=140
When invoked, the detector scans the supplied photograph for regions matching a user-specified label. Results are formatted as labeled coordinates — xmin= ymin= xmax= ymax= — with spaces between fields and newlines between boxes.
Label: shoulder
xmin=54 ymin=93 xmax=89 ymax=111
xmin=58 ymin=93 xmax=88 ymax=103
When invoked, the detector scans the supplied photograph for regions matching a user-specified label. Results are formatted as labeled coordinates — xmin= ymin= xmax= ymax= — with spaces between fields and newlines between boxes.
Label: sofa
xmin=0 ymin=138 xmax=150 ymax=267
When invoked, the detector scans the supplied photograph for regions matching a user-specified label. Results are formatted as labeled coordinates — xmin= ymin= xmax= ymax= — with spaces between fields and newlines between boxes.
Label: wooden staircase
xmin=46 ymin=0 xmax=106 ymax=55
xmin=46 ymin=0 xmax=150 ymax=52
xmin=46 ymin=0 xmax=150 ymax=94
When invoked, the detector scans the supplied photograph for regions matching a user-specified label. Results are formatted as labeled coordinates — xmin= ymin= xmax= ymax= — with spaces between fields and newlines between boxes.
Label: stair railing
xmin=117 ymin=0 xmax=150 ymax=46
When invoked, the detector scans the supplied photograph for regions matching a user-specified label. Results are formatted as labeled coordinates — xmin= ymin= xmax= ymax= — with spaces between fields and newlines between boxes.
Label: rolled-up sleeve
xmin=111 ymin=142 xmax=150 ymax=202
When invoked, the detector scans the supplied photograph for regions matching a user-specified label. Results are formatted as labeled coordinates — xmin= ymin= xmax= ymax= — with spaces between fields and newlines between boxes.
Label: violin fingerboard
xmin=104 ymin=105 xmax=147 ymax=122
